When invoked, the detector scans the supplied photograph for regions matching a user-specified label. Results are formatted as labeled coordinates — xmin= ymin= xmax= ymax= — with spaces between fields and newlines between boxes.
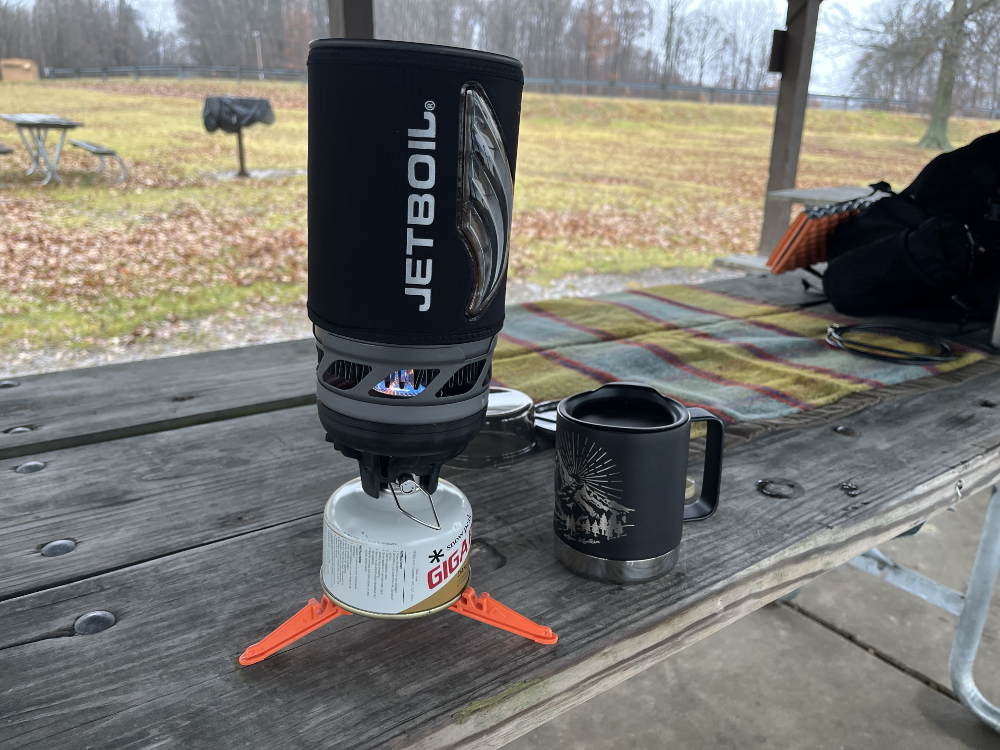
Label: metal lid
xmin=486 ymin=386 xmax=533 ymax=418
xmin=450 ymin=387 xmax=535 ymax=469
xmin=533 ymin=399 xmax=560 ymax=436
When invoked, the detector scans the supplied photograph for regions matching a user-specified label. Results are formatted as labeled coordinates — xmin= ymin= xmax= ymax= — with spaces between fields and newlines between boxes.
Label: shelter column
xmin=758 ymin=0 xmax=822 ymax=256
xmin=328 ymin=0 xmax=375 ymax=39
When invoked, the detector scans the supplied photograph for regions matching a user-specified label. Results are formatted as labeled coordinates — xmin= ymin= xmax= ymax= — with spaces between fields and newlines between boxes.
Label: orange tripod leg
xmin=449 ymin=587 xmax=558 ymax=645
xmin=239 ymin=595 xmax=350 ymax=665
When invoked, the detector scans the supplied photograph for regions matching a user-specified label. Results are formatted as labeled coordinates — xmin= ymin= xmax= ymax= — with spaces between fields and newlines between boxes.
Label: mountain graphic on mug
xmin=555 ymin=432 xmax=632 ymax=544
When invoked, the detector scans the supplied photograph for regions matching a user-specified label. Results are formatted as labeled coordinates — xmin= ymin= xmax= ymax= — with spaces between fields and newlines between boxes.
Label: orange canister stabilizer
xmin=449 ymin=587 xmax=558 ymax=645
xmin=239 ymin=586 xmax=556 ymax=666
xmin=239 ymin=595 xmax=350 ymax=666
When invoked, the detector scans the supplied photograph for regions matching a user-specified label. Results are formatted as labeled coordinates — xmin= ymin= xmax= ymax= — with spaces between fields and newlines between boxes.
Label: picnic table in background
xmin=0 ymin=113 xmax=82 ymax=185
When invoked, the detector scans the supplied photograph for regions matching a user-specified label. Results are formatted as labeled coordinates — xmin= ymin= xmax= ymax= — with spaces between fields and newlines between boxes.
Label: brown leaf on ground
xmin=510 ymin=203 xmax=761 ymax=275
xmin=0 ymin=196 xmax=307 ymax=313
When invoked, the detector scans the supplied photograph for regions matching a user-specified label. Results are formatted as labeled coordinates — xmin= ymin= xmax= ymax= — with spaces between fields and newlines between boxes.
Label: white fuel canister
xmin=321 ymin=477 xmax=473 ymax=618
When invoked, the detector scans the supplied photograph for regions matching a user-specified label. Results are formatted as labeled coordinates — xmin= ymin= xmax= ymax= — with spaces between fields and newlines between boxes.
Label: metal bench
xmin=68 ymin=139 xmax=127 ymax=183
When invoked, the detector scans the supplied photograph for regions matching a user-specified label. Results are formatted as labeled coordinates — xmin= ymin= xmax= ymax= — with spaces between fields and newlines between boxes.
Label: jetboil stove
xmin=241 ymin=40 xmax=556 ymax=665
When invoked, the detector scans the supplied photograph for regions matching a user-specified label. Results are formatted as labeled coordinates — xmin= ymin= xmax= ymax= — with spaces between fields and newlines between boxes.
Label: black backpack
xmin=824 ymin=131 xmax=1000 ymax=323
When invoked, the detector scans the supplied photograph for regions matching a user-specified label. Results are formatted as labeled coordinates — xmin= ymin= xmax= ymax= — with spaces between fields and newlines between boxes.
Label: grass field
xmin=1 ymin=79 xmax=997 ymax=351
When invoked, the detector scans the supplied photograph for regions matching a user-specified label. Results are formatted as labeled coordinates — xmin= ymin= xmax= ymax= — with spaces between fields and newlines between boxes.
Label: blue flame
xmin=373 ymin=369 xmax=425 ymax=398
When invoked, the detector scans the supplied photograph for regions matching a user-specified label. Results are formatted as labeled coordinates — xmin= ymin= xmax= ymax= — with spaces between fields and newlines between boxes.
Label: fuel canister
xmin=321 ymin=477 xmax=473 ymax=618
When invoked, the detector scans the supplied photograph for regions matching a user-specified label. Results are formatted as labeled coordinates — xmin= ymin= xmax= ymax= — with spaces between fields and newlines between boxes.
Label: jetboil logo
xmin=404 ymin=100 xmax=437 ymax=312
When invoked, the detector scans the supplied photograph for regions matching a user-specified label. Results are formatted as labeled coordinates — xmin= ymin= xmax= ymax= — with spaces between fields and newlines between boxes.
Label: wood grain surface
xmin=3 ymin=366 xmax=999 ymax=749
xmin=0 ymin=407 xmax=355 ymax=600
xmin=0 ymin=339 xmax=316 ymax=460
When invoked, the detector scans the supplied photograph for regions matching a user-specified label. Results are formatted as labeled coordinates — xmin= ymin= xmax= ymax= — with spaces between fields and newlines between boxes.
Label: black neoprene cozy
xmin=307 ymin=40 xmax=523 ymax=345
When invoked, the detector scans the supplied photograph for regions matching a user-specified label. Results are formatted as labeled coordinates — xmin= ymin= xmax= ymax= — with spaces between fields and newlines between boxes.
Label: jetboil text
xmin=404 ymin=101 xmax=436 ymax=312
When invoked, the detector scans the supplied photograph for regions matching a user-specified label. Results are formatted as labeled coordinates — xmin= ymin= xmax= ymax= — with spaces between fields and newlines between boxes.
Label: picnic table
xmin=3 ymin=274 xmax=1000 ymax=748
xmin=0 ymin=114 xmax=82 ymax=185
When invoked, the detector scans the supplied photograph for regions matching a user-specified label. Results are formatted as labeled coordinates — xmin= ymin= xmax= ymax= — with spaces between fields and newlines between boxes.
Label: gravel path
xmin=0 ymin=267 xmax=745 ymax=379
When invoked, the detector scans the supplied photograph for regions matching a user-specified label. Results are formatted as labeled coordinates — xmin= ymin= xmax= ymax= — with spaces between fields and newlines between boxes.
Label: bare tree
xmin=610 ymin=0 xmax=651 ymax=81
xmin=684 ymin=9 xmax=723 ymax=86
xmin=0 ymin=1 xmax=33 ymax=62
xmin=918 ymin=0 xmax=999 ymax=148
xmin=845 ymin=0 xmax=1000 ymax=148
xmin=175 ymin=0 xmax=294 ymax=68
xmin=661 ymin=0 xmax=690 ymax=84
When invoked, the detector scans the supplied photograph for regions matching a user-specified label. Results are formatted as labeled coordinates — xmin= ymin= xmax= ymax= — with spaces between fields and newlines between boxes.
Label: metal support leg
xmin=32 ymin=128 xmax=56 ymax=184
xmin=236 ymin=128 xmax=248 ymax=177
xmin=45 ymin=129 xmax=68 ymax=186
xmin=97 ymin=155 xmax=105 ymax=174
xmin=950 ymin=485 xmax=1000 ymax=732
xmin=846 ymin=484 xmax=1000 ymax=733
xmin=112 ymin=154 xmax=127 ymax=183
xmin=17 ymin=125 xmax=40 ymax=175
xmin=29 ymin=127 xmax=64 ymax=186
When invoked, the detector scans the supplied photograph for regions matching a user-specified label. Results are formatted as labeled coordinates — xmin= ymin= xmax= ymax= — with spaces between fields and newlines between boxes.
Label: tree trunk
xmin=663 ymin=4 xmax=676 ymax=85
xmin=918 ymin=1 xmax=966 ymax=150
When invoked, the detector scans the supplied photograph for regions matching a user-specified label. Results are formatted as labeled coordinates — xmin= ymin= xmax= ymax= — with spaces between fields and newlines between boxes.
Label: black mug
xmin=554 ymin=382 xmax=724 ymax=584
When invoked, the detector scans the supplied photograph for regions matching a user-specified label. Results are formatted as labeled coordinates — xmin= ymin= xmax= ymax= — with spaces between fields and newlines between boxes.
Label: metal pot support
xmin=389 ymin=475 xmax=442 ymax=530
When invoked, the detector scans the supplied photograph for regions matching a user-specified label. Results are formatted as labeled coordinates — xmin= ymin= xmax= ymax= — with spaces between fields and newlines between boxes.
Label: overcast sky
xmin=123 ymin=0 xmax=881 ymax=95
xmin=811 ymin=0 xmax=881 ymax=94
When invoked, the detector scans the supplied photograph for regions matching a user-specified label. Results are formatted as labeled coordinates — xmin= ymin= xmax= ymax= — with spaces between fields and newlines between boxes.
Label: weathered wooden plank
xmin=3 ymin=368 xmax=999 ymax=749
xmin=0 ymin=407 xmax=357 ymax=600
xmin=0 ymin=339 xmax=317 ymax=460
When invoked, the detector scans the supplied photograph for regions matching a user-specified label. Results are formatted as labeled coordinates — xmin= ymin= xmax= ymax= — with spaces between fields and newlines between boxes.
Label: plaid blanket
xmin=492 ymin=284 xmax=985 ymax=424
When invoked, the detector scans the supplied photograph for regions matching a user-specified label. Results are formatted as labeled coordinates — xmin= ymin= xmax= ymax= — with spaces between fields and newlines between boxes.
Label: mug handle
xmin=683 ymin=408 xmax=724 ymax=521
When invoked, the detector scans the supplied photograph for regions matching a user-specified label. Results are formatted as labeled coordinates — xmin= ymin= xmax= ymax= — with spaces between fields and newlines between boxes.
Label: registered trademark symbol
xmin=424 ymin=100 xmax=436 ymax=111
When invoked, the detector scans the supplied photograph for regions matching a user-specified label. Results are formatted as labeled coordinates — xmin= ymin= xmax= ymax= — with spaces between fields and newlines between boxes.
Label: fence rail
xmin=42 ymin=66 xmax=1000 ymax=120
xmin=46 ymin=65 xmax=307 ymax=84
xmin=523 ymin=77 xmax=1000 ymax=120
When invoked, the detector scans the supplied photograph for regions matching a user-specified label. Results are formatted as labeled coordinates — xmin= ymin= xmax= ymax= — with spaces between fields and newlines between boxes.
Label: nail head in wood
xmin=14 ymin=461 xmax=46 ymax=474
xmin=0 ymin=380 xmax=18 ymax=388
xmin=74 ymin=611 xmax=116 ymax=635
xmin=755 ymin=478 xmax=802 ymax=499
xmin=5 ymin=426 xmax=33 ymax=434
xmin=41 ymin=539 xmax=76 ymax=557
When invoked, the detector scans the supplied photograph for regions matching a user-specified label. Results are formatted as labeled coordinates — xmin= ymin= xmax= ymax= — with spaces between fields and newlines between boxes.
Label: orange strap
xmin=449 ymin=587 xmax=558 ymax=645
xmin=239 ymin=595 xmax=349 ymax=666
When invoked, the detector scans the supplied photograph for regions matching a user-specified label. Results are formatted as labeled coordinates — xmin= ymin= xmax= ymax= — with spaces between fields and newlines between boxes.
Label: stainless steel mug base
xmin=554 ymin=536 xmax=679 ymax=584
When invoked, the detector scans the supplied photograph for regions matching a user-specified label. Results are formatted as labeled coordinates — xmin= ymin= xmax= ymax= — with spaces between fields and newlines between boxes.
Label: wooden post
xmin=757 ymin=0 xmax=822 ymax=256
xmin=236 ymin=129 xmax=249 ymax=178
xmin=328 ymin=0 xmax=374 ymax=39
